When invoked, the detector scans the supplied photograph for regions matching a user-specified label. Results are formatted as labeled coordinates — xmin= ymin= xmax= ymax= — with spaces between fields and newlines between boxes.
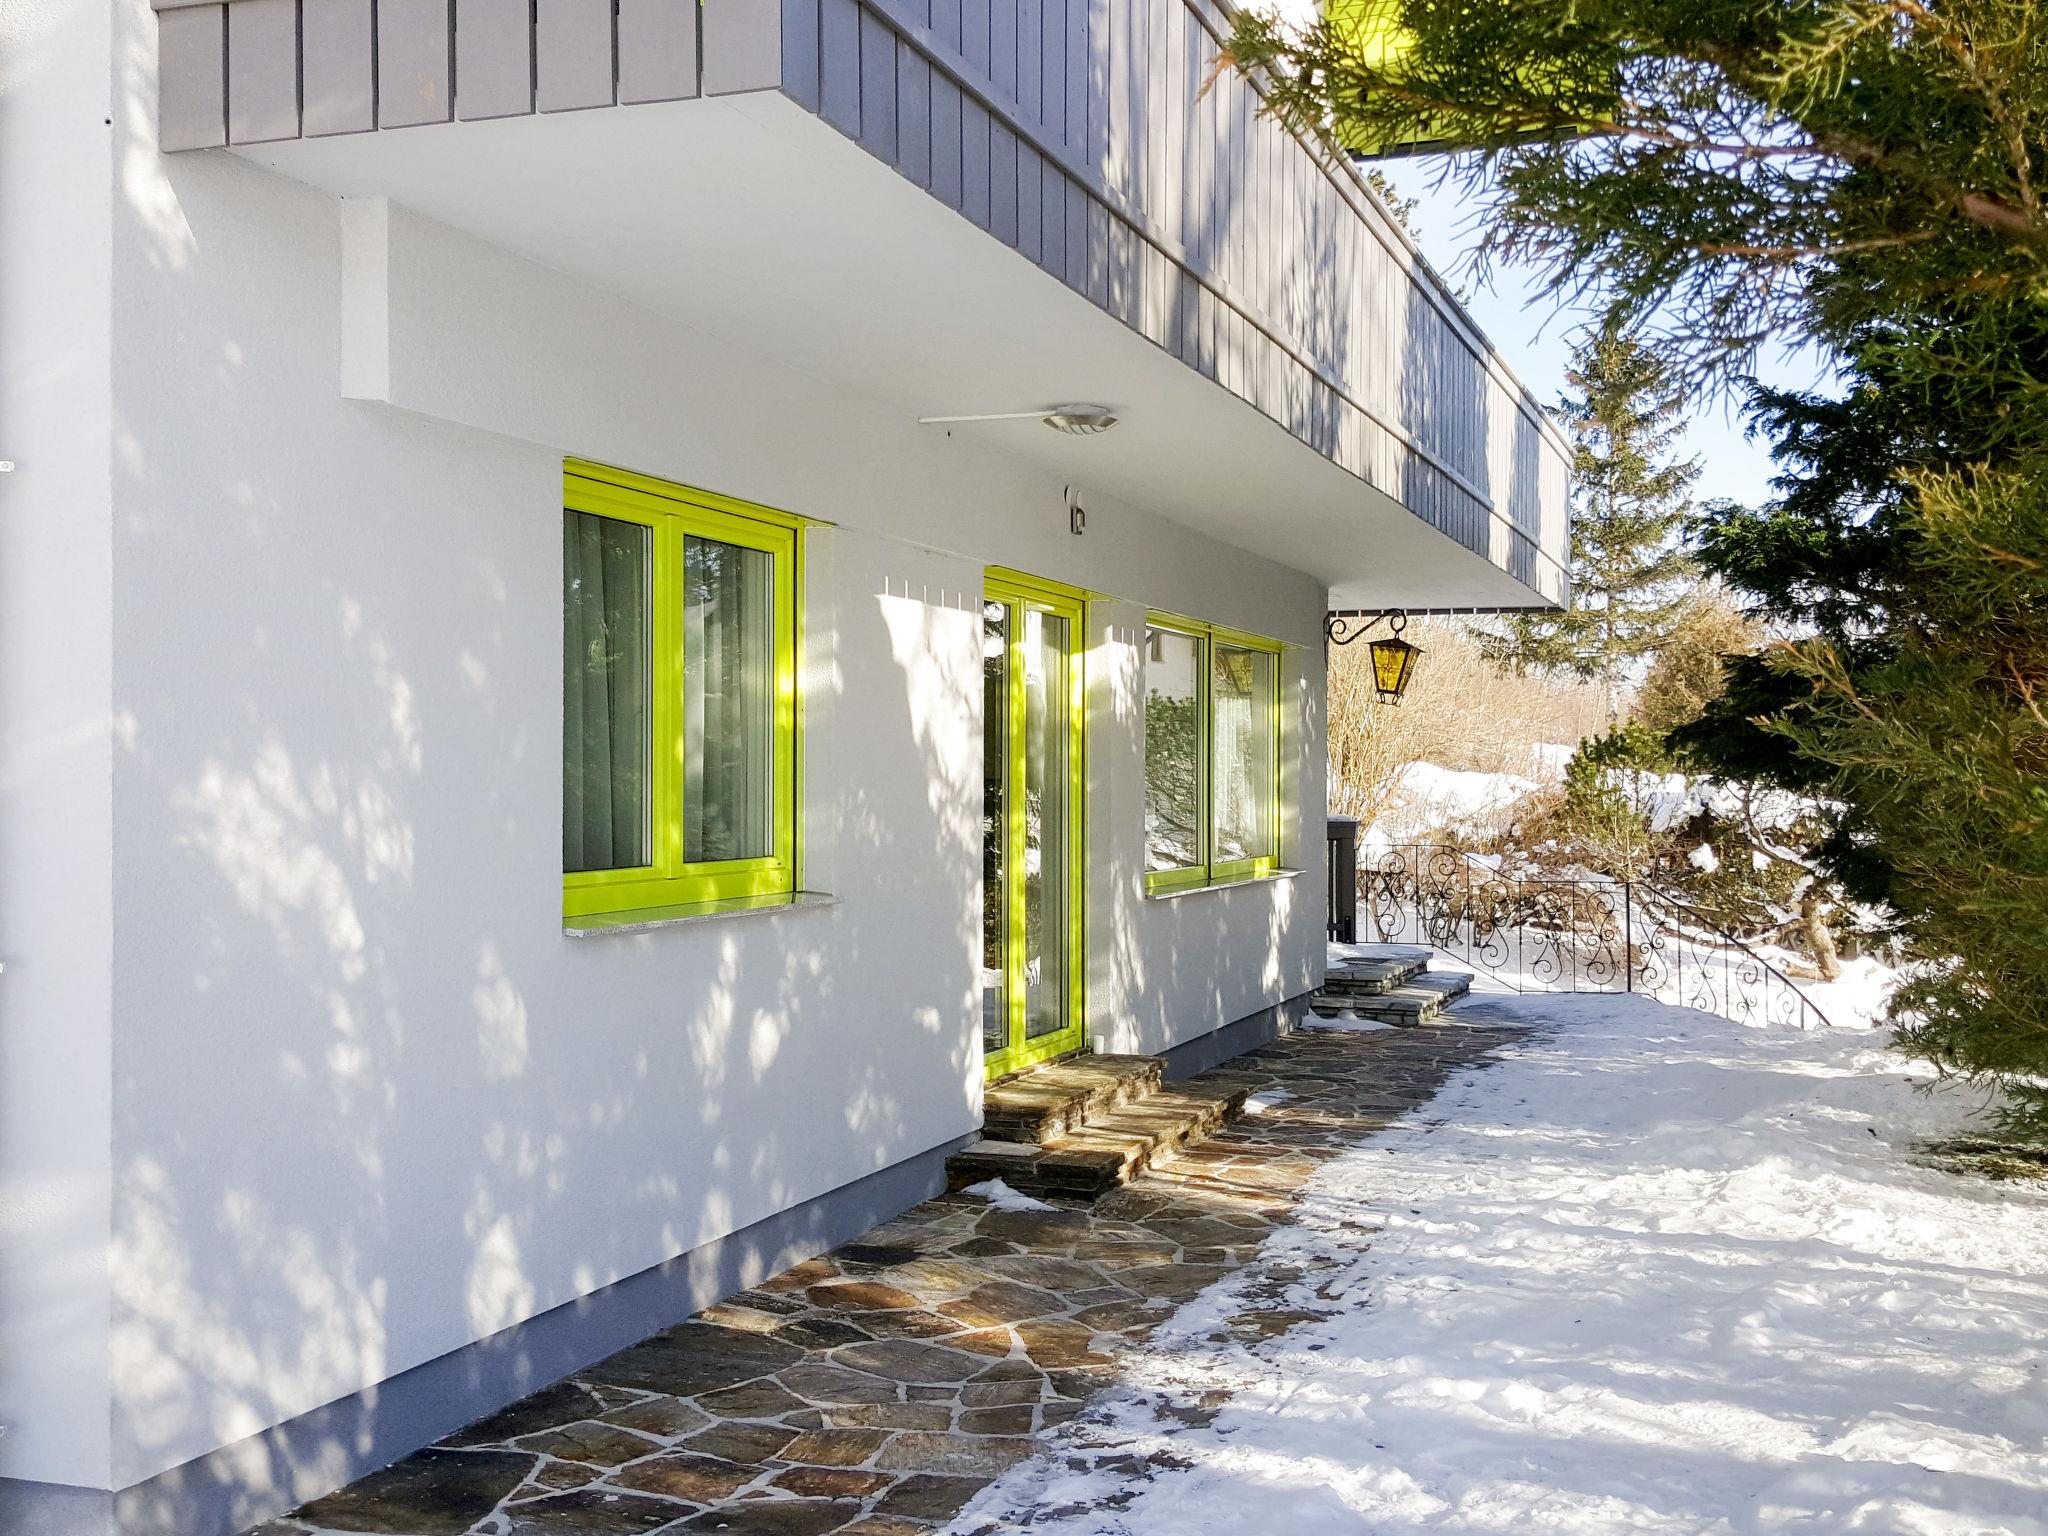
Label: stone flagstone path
xmin=253 ymin=1016 xmax=1525 ymax=1536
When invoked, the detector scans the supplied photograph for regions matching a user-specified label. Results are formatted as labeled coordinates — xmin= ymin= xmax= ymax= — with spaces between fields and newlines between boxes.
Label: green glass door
xmin=983 ymin=570 xmax=1087 ymax=1080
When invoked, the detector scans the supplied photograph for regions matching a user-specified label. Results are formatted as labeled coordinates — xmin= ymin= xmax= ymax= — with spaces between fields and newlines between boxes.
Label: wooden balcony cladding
xmin=153 ymin=0 xmax=1570 ymax=601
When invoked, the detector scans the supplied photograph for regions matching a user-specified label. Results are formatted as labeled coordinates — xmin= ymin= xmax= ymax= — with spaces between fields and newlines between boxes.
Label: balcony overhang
xmin=240 ymin=90 xmax=1558 ymax=610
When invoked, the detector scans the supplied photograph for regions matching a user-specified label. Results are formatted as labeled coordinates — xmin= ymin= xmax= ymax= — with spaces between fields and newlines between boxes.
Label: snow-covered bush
xmin=1480 ymin=723 xmax=1866 ymax=980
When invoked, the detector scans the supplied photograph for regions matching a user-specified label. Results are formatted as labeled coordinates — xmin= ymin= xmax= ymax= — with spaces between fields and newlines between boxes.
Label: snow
xmin=1795 ymin=954 xmax=1902 ymax=1033
xmin=1687 ymin=841 xmax=1720 ymax=873
xmin=1301 ymin=1014 xmax=1395 ymax=1034
xmin=1368 ymin=761 xmax=1539 ymax=846
xmin=960 ymin=1177 xmax=1055 ymax=1213
xmin=1397 ymin=761 xmax=1536 ymax=820
xmin=1605 ymin=767 xmax=1825 ymax=838
xmin=962 ymin=993 xmax=2048 ymax=1535
xmin=1242 ymin=1090 xmax=1296 ymax=1115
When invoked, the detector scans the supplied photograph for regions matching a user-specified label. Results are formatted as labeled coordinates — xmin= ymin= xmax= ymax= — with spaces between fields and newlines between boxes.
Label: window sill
xmin=1144 ymin=868 xmax=1305 ymax=902
xmin=564 ymin=890 xmax=839 ymax=938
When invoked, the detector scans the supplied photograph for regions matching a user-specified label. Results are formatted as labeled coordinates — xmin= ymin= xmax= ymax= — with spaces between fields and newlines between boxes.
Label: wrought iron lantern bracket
xmin=1324 ymin=610 xmax=1404 ymax=648
xmin=1325 ymin=610 xmax=1422 ymax=703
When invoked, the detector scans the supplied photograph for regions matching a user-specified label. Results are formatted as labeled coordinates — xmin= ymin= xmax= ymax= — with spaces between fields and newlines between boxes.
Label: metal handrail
xmin=1357 ymin=842 xmax=1834 ymax=1030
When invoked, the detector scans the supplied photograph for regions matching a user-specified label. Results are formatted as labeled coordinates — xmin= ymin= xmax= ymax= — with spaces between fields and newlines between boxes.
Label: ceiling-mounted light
xmin=919 ymin=403 xmax=1121 ymax=436
xmin=1040 ymin=405 xmax=1118 ymax=435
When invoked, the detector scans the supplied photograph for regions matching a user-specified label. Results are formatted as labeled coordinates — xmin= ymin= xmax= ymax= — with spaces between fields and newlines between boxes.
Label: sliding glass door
xmin=982 ymin=571 xmax=1087 ymax=1079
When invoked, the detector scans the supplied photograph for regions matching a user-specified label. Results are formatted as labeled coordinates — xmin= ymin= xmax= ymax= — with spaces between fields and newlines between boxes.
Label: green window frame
xmin=1142 ymin=613 xmax=1284 ymax=895
xmin=982 ymin=568 xmax=1091 ymax=1081
xmin=562 ymin=460 xmax=803 ymax=919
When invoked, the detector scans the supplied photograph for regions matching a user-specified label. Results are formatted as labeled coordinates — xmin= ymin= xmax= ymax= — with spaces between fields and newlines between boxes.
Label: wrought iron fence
xmin=1355 ymin=841 xmax=1833 ymax=1030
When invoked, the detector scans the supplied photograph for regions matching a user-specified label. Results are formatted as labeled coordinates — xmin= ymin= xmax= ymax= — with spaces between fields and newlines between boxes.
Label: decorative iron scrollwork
xmin=1357 ymin=843 xmax=1833 ymax=1031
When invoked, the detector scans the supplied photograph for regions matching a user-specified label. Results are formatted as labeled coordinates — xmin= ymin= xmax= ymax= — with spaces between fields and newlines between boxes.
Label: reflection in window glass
xmin=982 ymin=600 xmax=1008 ymax=1054
xmin=1024 ymin=609 xmax=1071 ymax=1040
xmin=1213 ymin=643 xmax=1277 ymax=864
xmin=682 ymin=535 xmax=775 ymax=863
xmin=1144 ymin=625 xmax=1203 ymax=872
xmin=563 ymin=511 xmax=652 ymax=873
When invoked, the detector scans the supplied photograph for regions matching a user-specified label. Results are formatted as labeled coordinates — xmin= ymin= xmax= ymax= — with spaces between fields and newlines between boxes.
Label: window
xmin=1143 ymin=616 xmax=1283 ymax=892
xmin=562 ymin=461 xmax=800 ymax=918
xmin=1143 ymin=626 xmax=1203 ymax=877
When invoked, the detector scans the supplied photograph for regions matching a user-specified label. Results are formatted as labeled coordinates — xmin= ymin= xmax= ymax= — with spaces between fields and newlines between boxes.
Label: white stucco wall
xmin=74 ymin=114 xmax=1329 ymax=1499
xmin=0 ymin=0 xmax=117 ymax=1492
xmin=1089 ymin=601 xmax=1325 ymax=1059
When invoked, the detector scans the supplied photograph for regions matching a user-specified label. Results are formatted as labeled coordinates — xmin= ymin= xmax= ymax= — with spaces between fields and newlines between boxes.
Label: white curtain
xmin=1213 ymin=645 xmax=1275 ymax=861
xmin=563 ymin=511 xmax=651 ymax=872
xmin=683 ymin=535 xmax=773 ymax=863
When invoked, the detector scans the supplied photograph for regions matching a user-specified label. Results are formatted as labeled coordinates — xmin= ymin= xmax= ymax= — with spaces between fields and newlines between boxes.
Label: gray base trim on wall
xmin=0 ymin=1478 xmax=117 ymax=1536
xmin=0 ymin=1135 xmax=972 ymax=1536
xmin=1159 ymin=992 xmax=1309 ymax=1082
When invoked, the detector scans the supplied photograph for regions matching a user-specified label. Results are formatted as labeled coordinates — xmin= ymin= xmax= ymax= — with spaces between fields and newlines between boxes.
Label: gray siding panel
xmin=990 ymin=120 xmax=1018 ymax=246
xmin=1064 ymin=179 xmax=1087 ymax=284
xmin=538 ymin=0 xmax=616 ymax=111
xmin=702 ymin=0 xmax=781 ymax=94
xmin=858 ymin=8 xmax=897 ymax=159
xmin=897 ymin=39 xmax=932 ymax=187
xmin=961 ymin=0 xmax=990 ymax=72
xmin=226 ymin=0 xmax=299 ymax=144
xmin=1064 ymin=0 xmax=1087 ymax=151
xmin=1017 ymin=141 xmax=1041 ymax=264
xmin=1107 ymin=216 xmax=1136 ymax=327
xmin=158 ymin=2 xmax=226 ymax=150
xmin=930 ymin=70 xmax=964 ymax=207
xmin=619 ymin=0 xmax=701 ymax=104
xmin=1086 ymin=198 xmax=1109 ymax=308
xmin=778 ymin=0 xmax=820 ymax=108
xmin=820 ymin=0 xmax=861 ymax=134
xmin=1040 ymin=0 xmax=1065 ymax=145
xmin=962 ymin=96 xmax=993 ymax=228
xmin=377 ymin=0 xmax=454 ymax=126
xmin=301 ymin=0 xmax=375 ymax=135
xmin=990 ymin=0 xmax=1016 ymax=99
xmin=1039 ymin=157 xmax=1065 ymax=279
xmin=1016 ymin=0 xmax=1040 ymax=126
xmin=455 ymin=0 xmax=534 ymax=121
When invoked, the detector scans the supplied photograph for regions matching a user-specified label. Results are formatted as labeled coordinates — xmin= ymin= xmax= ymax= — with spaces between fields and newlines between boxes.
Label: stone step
xmin=1308 ymin=970 xmax=1474 ymax=1027
xmin=980 ymin=1053 xmax=1164 ymax=1146
xmin=947 ymin=1080 xmax=1251 ymax=1199
xmin=1320 ymin=947 xmax=1432 ymax=997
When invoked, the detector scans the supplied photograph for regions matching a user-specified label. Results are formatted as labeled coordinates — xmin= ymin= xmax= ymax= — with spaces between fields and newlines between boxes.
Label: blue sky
xmin=1376 ymin=162 xmax=1832 ymax=510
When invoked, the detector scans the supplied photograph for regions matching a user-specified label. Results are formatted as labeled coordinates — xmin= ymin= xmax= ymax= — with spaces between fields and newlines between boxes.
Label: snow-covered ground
xmin=1356 ymin=755 xmax=1829 ymax=851
xmin=963 ymin=994 xmax=2048 ymax=1535
xmin=1367 ymin=761 xmax=1540 ymax=848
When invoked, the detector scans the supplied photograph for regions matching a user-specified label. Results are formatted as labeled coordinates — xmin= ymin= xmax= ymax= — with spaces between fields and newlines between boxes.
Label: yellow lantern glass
xmin=1369 ymin=634 xmax=1421 ymax=702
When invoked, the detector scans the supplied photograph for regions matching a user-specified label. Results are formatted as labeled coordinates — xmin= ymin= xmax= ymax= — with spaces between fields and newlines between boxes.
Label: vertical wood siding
xmin=801 ymin=0 xmax=1567 ymax=596
xmin=153 ymin=0 xmax=1569 ymax=599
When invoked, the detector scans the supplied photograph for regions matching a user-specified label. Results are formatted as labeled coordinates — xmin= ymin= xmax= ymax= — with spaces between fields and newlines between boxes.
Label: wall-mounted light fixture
xmin=1325 ymin=610 xmax=1423 ymax=704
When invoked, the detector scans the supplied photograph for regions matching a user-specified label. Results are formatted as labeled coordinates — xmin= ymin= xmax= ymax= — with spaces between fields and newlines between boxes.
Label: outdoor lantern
xmin=1369 ymin=625 xmax=1422 ymax=703
xmin=1323 ymin=609 xmax=1423 ymax=702
xmin=1376 ymin=634 xmax=1425 ymax=708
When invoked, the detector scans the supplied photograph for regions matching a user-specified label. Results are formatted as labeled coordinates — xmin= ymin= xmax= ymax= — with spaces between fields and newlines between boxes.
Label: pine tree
xmin=1633 ymin=588 xmax=1763 ymax=737
xmin=1227 ymin=0 xmax=2048 ymax=1136
xmin=1492 ymin=323 xmax=1698 ymax=719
